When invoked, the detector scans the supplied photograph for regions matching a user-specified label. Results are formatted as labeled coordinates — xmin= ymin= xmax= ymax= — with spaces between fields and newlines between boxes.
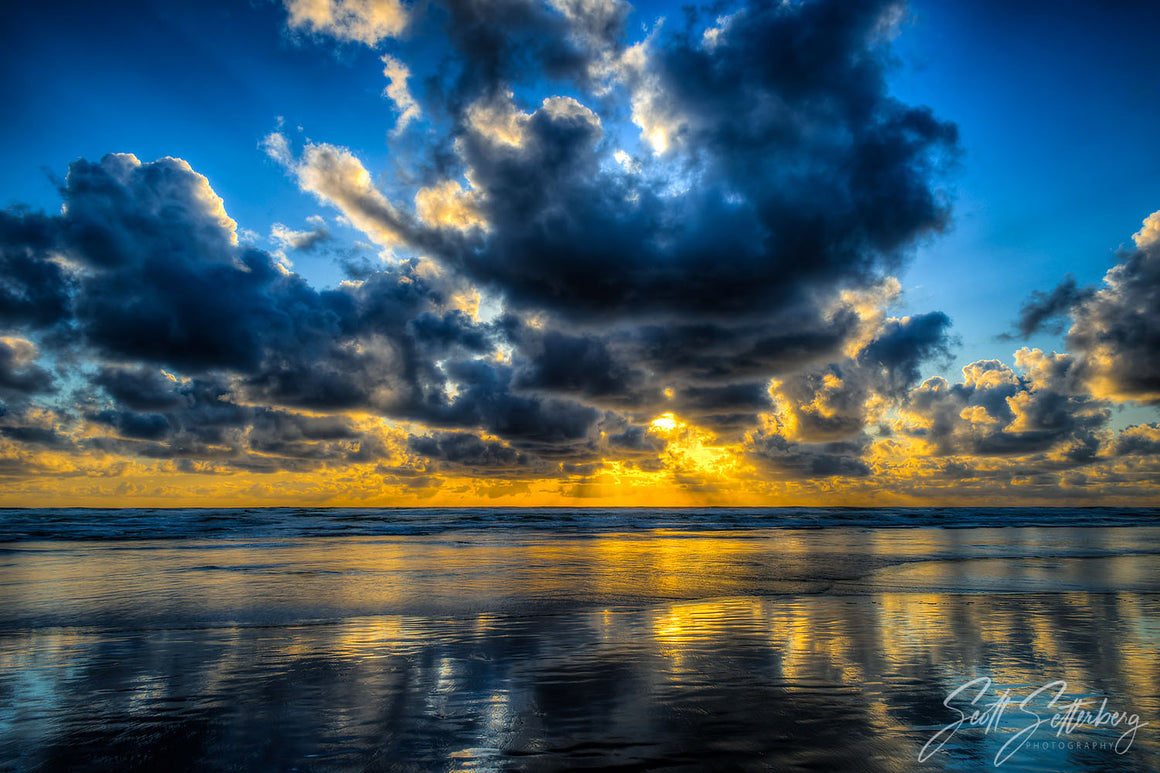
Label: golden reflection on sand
xmin=3 ymin=528 xmax=1159 ymax=770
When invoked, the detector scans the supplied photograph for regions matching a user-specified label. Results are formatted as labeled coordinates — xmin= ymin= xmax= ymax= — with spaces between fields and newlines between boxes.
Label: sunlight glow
xmin=650 ymin=413 xmax=682 ymax=432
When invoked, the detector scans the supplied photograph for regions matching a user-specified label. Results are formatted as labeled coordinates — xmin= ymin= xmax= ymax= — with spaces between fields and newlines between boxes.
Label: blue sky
xmin=1 ymin=0 xmax=1158 ymax=505
xmin=890 ymin=1 xmax=1160 ymax=364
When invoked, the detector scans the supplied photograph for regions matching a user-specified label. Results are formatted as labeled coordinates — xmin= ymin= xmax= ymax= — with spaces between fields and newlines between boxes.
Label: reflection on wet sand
xmin=1 ymin=528 xmax=1158 ymax=771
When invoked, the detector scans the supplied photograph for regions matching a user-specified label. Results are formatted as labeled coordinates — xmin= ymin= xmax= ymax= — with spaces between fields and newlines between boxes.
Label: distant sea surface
xmin=2 ymin=505 xmax=1159 ymax=541
xmin=2 ymin=507 xmax=1159 ymax=771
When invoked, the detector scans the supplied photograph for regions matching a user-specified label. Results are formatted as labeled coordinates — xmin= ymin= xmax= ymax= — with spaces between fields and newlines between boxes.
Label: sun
xmin=650 ymin=413 xmax=682 ymax=433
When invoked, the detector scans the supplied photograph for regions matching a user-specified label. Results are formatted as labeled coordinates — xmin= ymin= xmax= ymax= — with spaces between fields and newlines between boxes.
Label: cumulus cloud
xmin=743 ymin=311 xmax=952 ymax=476
xmin=271 ymin=220 xmax=331 ymax=252
xmin=417 ymin=0 xmax=628 ymax=109
xmin=0 ymin=337 xmax=55 ymax=403
xmin=267 ymin=136 xmax=410 ymax=250
xmin=1111 ymin=424 xmax=1160 ymax=457
xmin=408 ymin=431 xmax=528 ymax=470
xmin=283 ymin=0 xmax=407 ymax=45
xmin=1006 ymin=209 xmax=1160 ymax=405
xmin=0 ymin=210 xmax=72 ymax=329
xmin=547 ymin=0 xmax=628 ymax=48
xmin=1065 ymin=209 xmax=1160 ymax=404
xmin=1133 ymin=209 xmax=1160 ymax=249
xmin=427 ymin=0 xmax=957 ymax=319
xmin=83 ymin=368 xmax=394 ymax=471
xmin=897 ymin=349 xmax=1108 ymax=461
xmin=256 ymin=0 xmax=962 ymax=456
xmin=414 ymin=180 xmax=485 ymax=232
xmin=0 ymin=152 xmax=610 ymax=473
xmin=463 ymin=90 xmax=533 ymax=146
xmin=381 ymin=54 xmax=421 ymax=134
xmin=52 ymin=154 xmax=293 ymax=370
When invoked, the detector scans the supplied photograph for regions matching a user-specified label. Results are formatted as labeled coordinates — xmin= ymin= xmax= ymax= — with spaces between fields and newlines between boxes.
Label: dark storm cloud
xmin=1065 ymin=229 xmax=1160 ymax=403
xmin=508 ymin=324 xmax=654 ymax=403
xmin=88 ymin=409 xmax=172 ymax=441
xmin=1111 ymin=424 xmax=1160 ymax=456
xmin=603 ymin=421 xmax=663 ymax=454
xmin=1009 ymin=275 xmax=1094 ymax=337
xmin=54 ymin=155 xmax=322 ymax=371
xmin=83 ymin=370 xmax=380 ymax=467
xmin=95 ymin=325 xmax=598 ymax=467
xmin=382 ymin=0 xmax=635 ymax=129
xmin=772 ymin=365 xmax=869 ymax=443
xmin=434 ymin=358 xmax=600 ymax=445
xmin=0 ymin=424 xmax=71 ymax=449
xmin=900 ymin=353 xmax=1109 ymax=459
xmin=93 ymin=366 xmax=187 ymax=411
xmin=410 ymin=0 xmax=628 ymax=115
xmin=257 ymin=0 xmax=967 ymax=462
xmin=1008 ymin=216 xmax=1160 ymax=404
xmin=237 ymin=262 xmax=464 ymax=413
xmin=0 ymin=338 xmax=59 ymax=456
xmin=670 ymin=382 xmax=771 ymax=436
xmin=746 ymin=432 xmax=871 ymax=479
xmin=674 ymin=383 xmax=770 ymax=414
xmin=0 ymin=153 xmax=609 ymax=462
xmin=416 ymin=0 xmax=957 ymax=320
xmin=0 ymin=338 xmax=55 ymax=399
xmin=857 ymin=311 xmax=953 ymax=396
xmin=739 ymin=312 xmax=955 ymax=474
xmin=407 ymin=309 xmax=493 ymax=353
xmin=50 ymin=157 xmax=457 ymax=403
xmin=408 ymin=431 xmax=528 ymax=468
xmin=759 ymin=313 xmax=955 ymax=446
xmin=238 ymin=272 xmax=604 ymax=448
xmin=246 ymin=410 xmax=361 ymax=458
xmin=621 ymin=306 xmax=860 ymax=384
xmin=86 ymin=376 xmax=246 ymax=456
xmin=0 ymin=209 xmax=72 ymax=328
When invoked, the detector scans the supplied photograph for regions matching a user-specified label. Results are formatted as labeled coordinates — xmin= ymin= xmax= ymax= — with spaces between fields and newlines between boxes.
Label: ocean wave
xmin=0 ymin=506 xmax=1157 ymax=542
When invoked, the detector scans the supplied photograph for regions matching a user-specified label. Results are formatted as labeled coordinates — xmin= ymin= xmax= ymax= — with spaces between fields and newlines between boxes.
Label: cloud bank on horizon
xmin=0 ymin=0 xmax=1157 ymax=505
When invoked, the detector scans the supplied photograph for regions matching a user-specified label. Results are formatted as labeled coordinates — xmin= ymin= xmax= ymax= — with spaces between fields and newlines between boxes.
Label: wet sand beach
xmin=1 ymin=512 xmax=1158 ymax=771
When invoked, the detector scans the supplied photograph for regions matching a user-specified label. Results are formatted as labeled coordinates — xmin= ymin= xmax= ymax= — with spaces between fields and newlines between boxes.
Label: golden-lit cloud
xmin=414 ymin=181 xmax=485 ymax=232
xmin=1065 ymin=235 xmax=1160 ymax=404
xmin=283 ymin=0 xmax=407 ymax=45
xmin=1132 ymin=208 xmax=1160 ymax=249
xmin=464 ymin=91 xmax=530 ymax=147
xmin=266 ymin=134 xmax=407 ymax=250
xmin=464 ymin=92 xmax=602 ymax=150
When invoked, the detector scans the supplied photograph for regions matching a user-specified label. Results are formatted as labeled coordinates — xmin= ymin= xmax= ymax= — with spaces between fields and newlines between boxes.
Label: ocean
xmin=1 ymin=508 xmax=1158 ymax=771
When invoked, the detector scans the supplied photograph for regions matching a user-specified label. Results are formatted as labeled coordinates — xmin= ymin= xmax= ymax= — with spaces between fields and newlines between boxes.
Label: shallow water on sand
xmin=2 ymin=523 xmax=1158 ymax=771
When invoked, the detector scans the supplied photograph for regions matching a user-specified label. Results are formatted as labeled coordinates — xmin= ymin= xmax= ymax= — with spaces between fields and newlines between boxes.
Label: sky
xmin=1 ymin=0 xmax=1158 ymax=507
